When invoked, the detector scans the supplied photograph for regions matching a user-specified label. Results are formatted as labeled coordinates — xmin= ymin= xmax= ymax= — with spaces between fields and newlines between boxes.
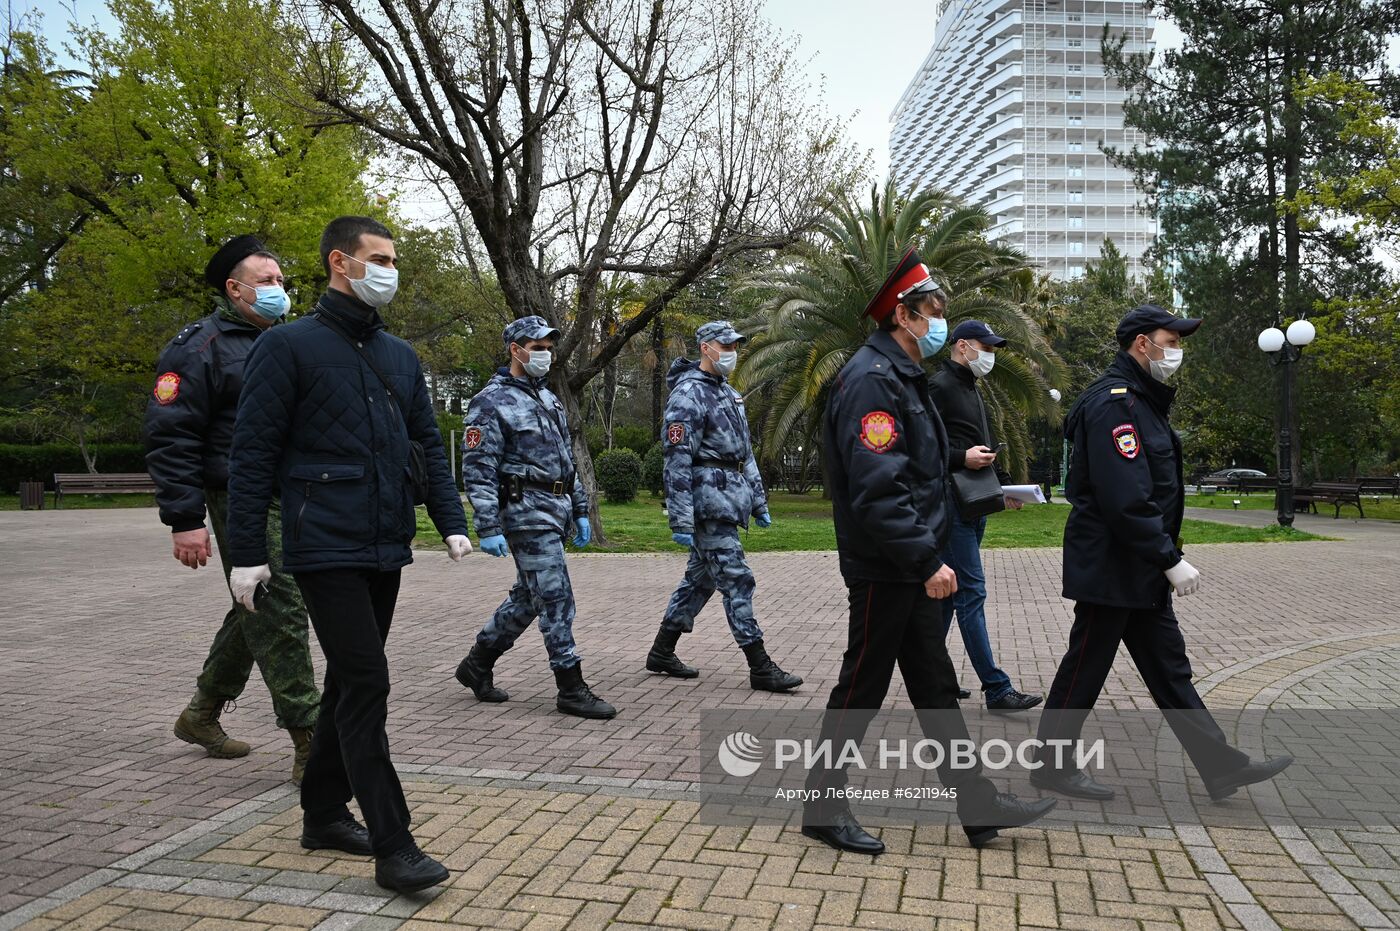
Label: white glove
xmin=1165 ymin=559 xmax=1200 ymax=597
xmin=230 ymin=565 xmax=272 ymax=611
xmin=446 ymin=535 xmax=473 ymax=561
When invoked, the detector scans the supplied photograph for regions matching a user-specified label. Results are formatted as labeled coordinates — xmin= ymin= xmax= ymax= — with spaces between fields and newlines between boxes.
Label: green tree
xmin=1102 ymin=0 xmax=1398 ymax=479
xmin=736 ymin=183 xmax=1067 ymax=483
xmin=0 ymin=0 xmax=375 ymax=463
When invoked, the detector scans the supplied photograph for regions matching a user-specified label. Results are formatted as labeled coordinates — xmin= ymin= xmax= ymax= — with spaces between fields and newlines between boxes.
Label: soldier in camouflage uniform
xmin=649 ymin=321 xmax=803 ymax=692
xmin=455 ymin=316 xmax=618 ymax=719
xmin=144 ymin=235 xmax=320 ymax=783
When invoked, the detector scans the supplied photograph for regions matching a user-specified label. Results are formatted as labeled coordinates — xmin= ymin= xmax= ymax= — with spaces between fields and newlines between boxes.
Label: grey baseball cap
xmin=696 ymin=320 xmax=745 ymax=345
xmin=503 ymin=315 xmax=561 ymax=349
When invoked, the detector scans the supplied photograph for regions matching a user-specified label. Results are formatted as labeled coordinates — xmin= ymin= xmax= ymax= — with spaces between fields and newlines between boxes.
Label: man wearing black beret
xmin=1032 ymin=305 xmax=1291 ymax=802
xmin=144 ymin=234 xmax=321 ymax=785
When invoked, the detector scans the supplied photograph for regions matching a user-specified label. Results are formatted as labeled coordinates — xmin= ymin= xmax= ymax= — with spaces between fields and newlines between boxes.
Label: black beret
xmin=204 ymin=235 xmax=266 ymax=291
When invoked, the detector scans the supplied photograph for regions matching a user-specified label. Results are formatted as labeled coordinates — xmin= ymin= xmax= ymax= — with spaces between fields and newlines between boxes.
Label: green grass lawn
xmin=1185 ymin=490 xmax=1400 ymax=521
xmin=414 ymin=491 xmax=1323 ymax=552
xmin=0 ymin=492 xmax=158 ymax=510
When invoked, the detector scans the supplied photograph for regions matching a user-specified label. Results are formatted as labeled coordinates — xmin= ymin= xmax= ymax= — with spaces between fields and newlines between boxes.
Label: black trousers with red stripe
xmin=1035 ymin=601 xmax=1249 ymax=780
xmin=806 ymin=578 xmax=997 ymax=805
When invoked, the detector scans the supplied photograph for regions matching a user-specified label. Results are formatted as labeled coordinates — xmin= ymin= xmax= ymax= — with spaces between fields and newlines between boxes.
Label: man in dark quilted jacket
xmin=226 ymin=216 xmax=470 ymax=894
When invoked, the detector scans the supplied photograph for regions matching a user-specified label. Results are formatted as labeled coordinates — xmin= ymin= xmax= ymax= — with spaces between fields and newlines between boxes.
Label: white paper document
xmin=1001 ymin=484 xmax=1049 ymax=505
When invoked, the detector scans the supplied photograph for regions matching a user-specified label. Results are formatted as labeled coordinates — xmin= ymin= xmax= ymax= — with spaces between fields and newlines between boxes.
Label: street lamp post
xmin=1257 ymin=320 xmax=1316 ymax=528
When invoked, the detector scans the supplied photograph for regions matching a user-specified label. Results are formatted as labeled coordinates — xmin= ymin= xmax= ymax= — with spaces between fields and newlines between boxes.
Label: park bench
xmin=1292 ymin=481 xmax=1364 ymax=519
xmin=52 ymin=472 xmax=157 ymax=508
xmin=1358 ymin=476 xmax=1400 ymax=498
xmin=1232 ymin=476 xmax=1278 ymax=496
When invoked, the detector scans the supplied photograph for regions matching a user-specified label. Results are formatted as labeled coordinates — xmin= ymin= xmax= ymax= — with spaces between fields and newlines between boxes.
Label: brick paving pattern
xmin=2 ymin=506 xmax=1398 ymax=929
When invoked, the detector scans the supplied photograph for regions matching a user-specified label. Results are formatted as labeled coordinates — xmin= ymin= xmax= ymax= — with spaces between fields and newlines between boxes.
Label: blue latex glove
xmin=572 ymin=517 xmax=591 ymax=548
xmin=480 ymin=534 xmax=510 ymax=557
xmin=671 ymin=532 xmax=694 ymax=548
xmin=755 ymin=510 xmax=772 ymax=528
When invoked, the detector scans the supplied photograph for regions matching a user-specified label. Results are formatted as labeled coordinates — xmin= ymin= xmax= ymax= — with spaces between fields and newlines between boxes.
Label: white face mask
xmin=516 ymin=347 xmax=552 ymax=378
xmin=705 ymin=345 xmax=738 ymax=377
xmin=1146 ymin=339 xmax=1183 ymax=382
xmin=342 ymin=253 xmax=399 ymax=307
xmin=965 ymin=345 xmax=995 ymax=378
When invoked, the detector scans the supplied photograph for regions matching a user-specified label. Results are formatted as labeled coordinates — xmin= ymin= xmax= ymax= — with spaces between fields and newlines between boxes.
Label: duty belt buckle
xmin=551 ymin=480 xmax=565 ymax=495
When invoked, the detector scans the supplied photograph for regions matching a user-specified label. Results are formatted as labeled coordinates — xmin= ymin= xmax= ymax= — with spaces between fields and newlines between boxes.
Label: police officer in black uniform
xmin=801 ymin=248 xmax=1055 ymax=855
xmin=1032 ymin=305 xmax=1292 ymax=802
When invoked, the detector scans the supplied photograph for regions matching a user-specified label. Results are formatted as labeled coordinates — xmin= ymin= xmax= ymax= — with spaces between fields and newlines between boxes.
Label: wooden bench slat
xmin=52 ymin=472 xmax=157 ymax=508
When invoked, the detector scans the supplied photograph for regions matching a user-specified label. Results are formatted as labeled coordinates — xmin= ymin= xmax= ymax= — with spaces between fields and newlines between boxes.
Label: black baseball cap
xmin=1115 ymin=304 xmax=1202 ymax=344
xmin=949 ymin=319 xmax=1007 ymax=347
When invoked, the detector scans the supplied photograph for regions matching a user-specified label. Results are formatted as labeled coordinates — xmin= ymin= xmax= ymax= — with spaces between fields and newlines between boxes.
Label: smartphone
xmin=992 ymin=442 xmax=1007 ymax=456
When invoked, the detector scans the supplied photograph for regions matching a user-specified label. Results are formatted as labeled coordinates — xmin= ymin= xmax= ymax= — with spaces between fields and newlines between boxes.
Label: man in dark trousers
xmin=226 ymin=216 xmax=472 ymax=893
xmin=928 ymin=319 xmax=1041 ymax=711
xmin=801 ymin=248 xmax=1055 ymax=855
xmin=1032 ymin=304 xmax=1291 ymax=802
xmin=145 ymin=235 xmax=320 ymax=784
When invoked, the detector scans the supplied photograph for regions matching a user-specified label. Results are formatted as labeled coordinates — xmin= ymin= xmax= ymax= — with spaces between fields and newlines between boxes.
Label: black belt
xmin=522 ymin=478 xmax=572 ymax=496
xmin=697 ymin=457 xmax=742 ymax=470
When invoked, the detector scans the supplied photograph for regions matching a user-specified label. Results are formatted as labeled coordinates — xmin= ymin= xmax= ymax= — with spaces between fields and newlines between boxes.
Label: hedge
xmin=595 ymin=448 xmax=643 ymax=503
xmin=0 ymin=443 xmax=148 ymax=493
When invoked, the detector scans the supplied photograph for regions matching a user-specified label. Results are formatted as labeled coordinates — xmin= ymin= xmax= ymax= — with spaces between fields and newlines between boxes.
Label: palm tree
xmin=735 ymin=182 xmax=1066 ymax=483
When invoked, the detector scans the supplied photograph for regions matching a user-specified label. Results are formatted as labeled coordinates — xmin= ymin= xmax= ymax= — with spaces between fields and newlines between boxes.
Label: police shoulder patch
xmin=464 ymin=426 xmax=483 ymax=449
xmin=859 ymin=410 xmax=899 ymax=453
xmin=154 ymin=372 xmax=181 ymax=405
xmin=1112 ymin=422 xmax=1139 ymax=459
xmin=666 ymin=421 xmax=686 ymax=445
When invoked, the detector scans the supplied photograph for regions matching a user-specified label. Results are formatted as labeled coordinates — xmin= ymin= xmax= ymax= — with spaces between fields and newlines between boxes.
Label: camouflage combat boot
xmin=288 ymin=726 xmax=313 ymax=785
xmin=173 ymin=688 xmax=250 ymax=758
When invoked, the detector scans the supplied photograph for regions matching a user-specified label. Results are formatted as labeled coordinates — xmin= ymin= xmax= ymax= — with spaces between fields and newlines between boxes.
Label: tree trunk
xmin=651 ymin=316 xmax=665 ymax=438
xmin=554 ymin=375 xmax=607 ymax=545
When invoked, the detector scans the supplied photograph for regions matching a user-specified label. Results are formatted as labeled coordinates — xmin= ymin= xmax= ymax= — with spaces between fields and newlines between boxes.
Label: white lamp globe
xmin=1258 ymin=327 xmax=1286 ymax=353
xmin=1049 ymin=388 xmax=1062 ymax=402
xmin=1286 ymin=319 xmax=1316 ymax=347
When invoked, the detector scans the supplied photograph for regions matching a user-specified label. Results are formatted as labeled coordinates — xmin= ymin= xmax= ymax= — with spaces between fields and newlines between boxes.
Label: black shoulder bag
xmin=315 ymin=311 xmax=430 ymax=505
xmin=948 ymin=390 xmax=1005 ymax=522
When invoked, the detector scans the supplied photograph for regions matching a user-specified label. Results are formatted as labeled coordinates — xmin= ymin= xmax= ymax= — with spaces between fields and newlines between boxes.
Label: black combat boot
xmin=554 ymin=663 xmax=618 ymax=719
xmin=741 ymin=640 xmax=803 ymax=692
xmin=646 ymin=626 xmax=699 ymax=678
xmin=455 ymin=645 xmax=509 ymax=702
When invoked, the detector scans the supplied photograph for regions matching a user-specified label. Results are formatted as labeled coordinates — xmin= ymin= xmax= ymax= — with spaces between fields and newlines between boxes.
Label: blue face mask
xmin=238 ymin=282 xmax=290 ymax=320
xmin=906 ymin=311 xmax=948 ymax=359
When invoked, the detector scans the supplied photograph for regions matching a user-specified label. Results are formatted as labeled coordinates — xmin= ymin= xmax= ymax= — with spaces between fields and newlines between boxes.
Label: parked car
xmin=1198 ymin=468 xmax=1269 ymax=492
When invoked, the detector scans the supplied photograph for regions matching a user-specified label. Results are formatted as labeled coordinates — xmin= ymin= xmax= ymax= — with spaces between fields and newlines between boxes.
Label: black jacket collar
xmin=317 ymin=287 xmax=385 ymax=340
xmin=1110 ymin=350 xmax=1176 ymax=415
xmin=868 ymin=329 xmax=925 ymax=379
xmin=940 ymin=356 xmax=977 ymax=387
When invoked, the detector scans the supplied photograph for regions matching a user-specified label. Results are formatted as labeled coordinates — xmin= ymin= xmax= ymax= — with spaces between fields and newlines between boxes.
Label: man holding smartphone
xmin=929 ymin=320 xmax=1041 ymax=712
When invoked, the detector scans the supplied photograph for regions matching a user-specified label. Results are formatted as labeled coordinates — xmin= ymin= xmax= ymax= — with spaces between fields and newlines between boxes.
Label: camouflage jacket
xmin=661 ymin=359 xmax=768 ymax=534
xmin=462 ymin=368 xmax=588 ymax=538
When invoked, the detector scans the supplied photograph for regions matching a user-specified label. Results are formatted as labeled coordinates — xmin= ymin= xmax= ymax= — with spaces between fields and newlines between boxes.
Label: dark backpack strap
xmin=313 ymin=308 xmax=409 ymax=430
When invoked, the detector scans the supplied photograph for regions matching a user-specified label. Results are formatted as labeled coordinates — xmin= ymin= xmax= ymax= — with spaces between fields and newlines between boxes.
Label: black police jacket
xmin=928 ymin=358 xmax=1011 ymax=483
xmin=143 ymin=309 xmax=262 ymax=532
xmin=1062 ymin=351 xmax=1185 ymax=609
xmin=226 ymin=288 xmax=468 ymax=573
xmin=823 ymin=329 xmax=952 ymax=583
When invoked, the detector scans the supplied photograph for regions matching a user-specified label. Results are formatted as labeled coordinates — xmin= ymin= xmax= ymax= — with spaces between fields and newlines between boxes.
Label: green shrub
xmin=595 ymin=448 xmax=642 ymax=503
xmin=642 ymin=442 xmax=665 ymax=497
xmin=585 ymin=422 xmax=655 ymax=460
xmin=0 ymin=443 xmax=148 ymax=493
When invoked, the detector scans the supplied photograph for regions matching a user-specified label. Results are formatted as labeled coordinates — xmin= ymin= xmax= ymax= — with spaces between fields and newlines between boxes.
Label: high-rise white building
xmin=890 ymin=0 xmax=1156 ymax=279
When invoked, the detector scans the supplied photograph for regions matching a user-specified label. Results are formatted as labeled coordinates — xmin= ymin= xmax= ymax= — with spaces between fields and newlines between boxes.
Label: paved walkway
xmin=2 ymin=507 xmax=1398 ymax=929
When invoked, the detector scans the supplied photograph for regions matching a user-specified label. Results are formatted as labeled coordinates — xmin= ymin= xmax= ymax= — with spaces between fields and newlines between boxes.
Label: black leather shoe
xmin=960 ymin=793 xmax=1057 ymax=847
xmin=646 ymin=627 xmax=699 ymax=678
xmin=301 ymin=815 xmax=373 ymax=856
xmin=986 ymin=689 xmax=1043 ymax=712
xmin=375 ymin=844 xmax=449 ymax=893
xmin=801 ymin=804 xmax=885 ymax=855
xmin=1030 ymin=768 xmax=1116 ymax=800
xmin=1203 ymin=756 xmax=1293 ymax=802
xmin=958 ymin=688 xmax=972 ymax=700
xmin=742 ymin=640 xmax=803 ymax=692
xmin=455 ymin=645 xmax=508 ymax=702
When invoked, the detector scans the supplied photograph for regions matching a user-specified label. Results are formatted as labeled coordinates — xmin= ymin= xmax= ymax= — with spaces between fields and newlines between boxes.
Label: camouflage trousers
xmin=661 ymin=520 xmax=763 ymax=647
xmin=200 ymin=488 xmax=320 ymax=728
xmin=477 ymin=530 xmax=580 ymax=670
